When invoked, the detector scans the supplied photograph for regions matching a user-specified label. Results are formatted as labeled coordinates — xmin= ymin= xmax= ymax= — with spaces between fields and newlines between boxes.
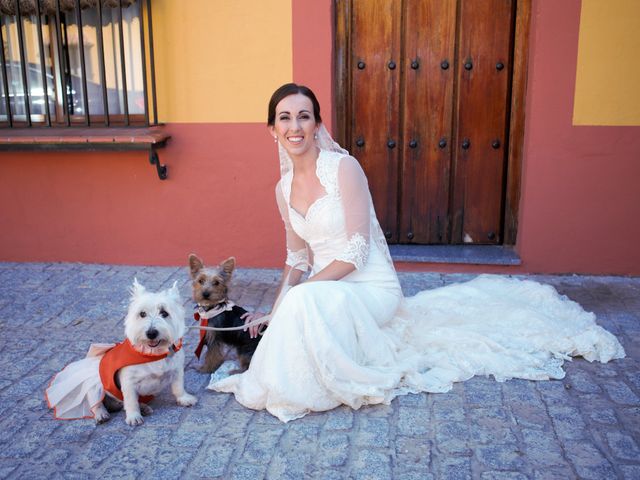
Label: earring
xmin=274 ymin=137 xmax=278 ymax=143
xmin=314 ymin=132 xmax=318 ymax=140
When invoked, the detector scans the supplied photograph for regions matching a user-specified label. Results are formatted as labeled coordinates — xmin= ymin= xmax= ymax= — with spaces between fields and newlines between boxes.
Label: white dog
xmin=46 ymin=280 xmax=197 ymax=425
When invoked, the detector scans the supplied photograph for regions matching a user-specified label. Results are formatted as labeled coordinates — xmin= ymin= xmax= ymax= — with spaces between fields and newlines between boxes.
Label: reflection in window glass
xmin=75 ymin=2 xmax=143 ymax=117
xmin=0 ymin=1 xmax=145 ymax=124
xmin=0 ymin=15 xmax=55 ymax=121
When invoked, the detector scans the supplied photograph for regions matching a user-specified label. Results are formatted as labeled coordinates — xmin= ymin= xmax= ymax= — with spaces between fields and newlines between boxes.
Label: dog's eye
xmin=213 ymin=280 xmax=219 ymax=286
xmin=139 ymin=311 xmax=147 ymax=318
xmin=160 ymin=309 xmax=169 ymax=318
xmin=198 ymin=279 xmax=205 ymax=285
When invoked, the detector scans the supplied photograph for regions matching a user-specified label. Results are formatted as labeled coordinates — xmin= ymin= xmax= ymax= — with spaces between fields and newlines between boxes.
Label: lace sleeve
xmin=335 ymin=156 xmax=371 ymax=270
xmin=276 ymin=182 xmax=309 ymax=272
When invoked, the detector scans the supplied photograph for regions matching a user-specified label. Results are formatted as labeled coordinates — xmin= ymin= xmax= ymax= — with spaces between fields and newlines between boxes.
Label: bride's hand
xmin=241 ymin=312 xmax=269 ymax=339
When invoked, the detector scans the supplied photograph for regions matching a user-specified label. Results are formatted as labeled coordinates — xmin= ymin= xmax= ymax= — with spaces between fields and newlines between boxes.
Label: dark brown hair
xmin=267 ymin=83 xmax=322 ymax=126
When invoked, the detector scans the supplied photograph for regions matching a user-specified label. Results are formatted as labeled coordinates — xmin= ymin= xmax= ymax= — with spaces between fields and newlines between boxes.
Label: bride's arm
xmin=304 ymin=156 xmax=370 ymax=283
xmin=244 ymin=263 xmax=307 ymax=337
xmin=244 ymin=182 xmax=309 ymax=337
xmin=304 ymin=260 xmax=355 ymax=282
xmin=277 ymin=264 xmax=305 ymax=291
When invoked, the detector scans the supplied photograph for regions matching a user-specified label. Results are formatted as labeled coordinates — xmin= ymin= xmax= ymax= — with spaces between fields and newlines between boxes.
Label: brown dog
xmin=188 ymin=254 xmax=261 ymax=373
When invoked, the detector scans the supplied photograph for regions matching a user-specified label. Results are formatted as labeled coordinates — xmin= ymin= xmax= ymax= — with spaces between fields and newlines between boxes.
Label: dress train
xmin=210 ymin=275 xmax=624 ymax=422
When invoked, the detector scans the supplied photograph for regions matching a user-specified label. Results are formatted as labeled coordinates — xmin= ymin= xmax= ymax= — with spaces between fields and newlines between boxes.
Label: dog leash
xmin=187 ymin=260 xmax=311 ymax=334
xmin=187 ymin=303 xmax=271 ymax=333
xmin=188 ymin=316 xmax=271 ymax=333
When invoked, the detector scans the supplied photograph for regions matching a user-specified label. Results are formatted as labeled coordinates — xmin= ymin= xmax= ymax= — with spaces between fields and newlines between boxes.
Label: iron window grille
xmin=0 ymin=0 xmax=159 ymax=128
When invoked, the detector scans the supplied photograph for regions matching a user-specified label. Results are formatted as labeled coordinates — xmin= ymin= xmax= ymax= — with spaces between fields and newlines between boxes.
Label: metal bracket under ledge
xmin=149 ymin=149 xmax=167 ymax=180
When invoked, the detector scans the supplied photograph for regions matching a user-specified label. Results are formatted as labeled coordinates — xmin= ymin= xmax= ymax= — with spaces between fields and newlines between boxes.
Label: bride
xmin=208 ymin=83 xmax=625 ymax=422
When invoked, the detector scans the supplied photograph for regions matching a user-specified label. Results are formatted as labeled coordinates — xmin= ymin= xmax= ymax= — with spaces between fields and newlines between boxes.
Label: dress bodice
xmin=282 ymin=152 xmax=350 ymax=267
xmin=279 ymin=150 xmax=399 ymax=289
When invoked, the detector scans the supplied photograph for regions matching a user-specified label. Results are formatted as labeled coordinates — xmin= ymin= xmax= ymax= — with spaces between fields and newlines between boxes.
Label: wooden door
xmin=450 ymin=0 xmax=515 ymax=244
xmin=401 ymin=0 xmax=456 ymax=243
xmin=336 ymin=0 xmax=527 ymax=245
xmin=350 ymin=0 xmax=402 ymax=243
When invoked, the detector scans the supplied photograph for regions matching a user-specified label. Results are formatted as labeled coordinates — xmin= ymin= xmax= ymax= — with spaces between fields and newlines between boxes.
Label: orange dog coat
xmin=99 ymin=338 xmax=182 ymax=403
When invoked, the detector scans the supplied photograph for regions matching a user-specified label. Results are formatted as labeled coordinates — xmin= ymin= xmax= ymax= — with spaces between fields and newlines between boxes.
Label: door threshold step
xmin=389 ymin=245 xmax=521 ymax=266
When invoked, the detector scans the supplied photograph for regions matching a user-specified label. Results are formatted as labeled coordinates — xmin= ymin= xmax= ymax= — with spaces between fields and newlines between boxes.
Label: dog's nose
xmin=146 ymin=328 xmax=159 ymax=340
xmin=202 ymin=291 xmax=210 ymax=299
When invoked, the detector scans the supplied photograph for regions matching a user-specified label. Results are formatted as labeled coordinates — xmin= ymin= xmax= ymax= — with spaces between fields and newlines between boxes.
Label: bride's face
xmin=270 ymin=93 xmax=319 ymax=159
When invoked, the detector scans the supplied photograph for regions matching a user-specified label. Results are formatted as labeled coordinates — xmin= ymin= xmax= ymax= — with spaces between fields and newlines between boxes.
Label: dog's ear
xmin=188 ymin=254 xmax=204 ymax=278
xmin=167 ymin=280 xmax=180 ymax=301
xmin=220 ymin=257 xmax=236 ymax=279
xmin=131 ymin=278 xmax=146 ymax=298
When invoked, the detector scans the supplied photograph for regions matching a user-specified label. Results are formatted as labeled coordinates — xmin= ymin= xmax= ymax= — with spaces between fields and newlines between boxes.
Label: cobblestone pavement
xmin=0 ymin=262 xmax=639 ymax=479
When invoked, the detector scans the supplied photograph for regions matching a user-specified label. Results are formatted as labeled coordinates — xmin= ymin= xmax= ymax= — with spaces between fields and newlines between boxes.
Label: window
xmin=0 ymin=0 xmax=158 ymax=127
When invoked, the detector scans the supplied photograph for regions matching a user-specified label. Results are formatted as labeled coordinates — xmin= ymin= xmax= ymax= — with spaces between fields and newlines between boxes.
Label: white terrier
xmin=46 ymin=280 xmax=197 ymax=426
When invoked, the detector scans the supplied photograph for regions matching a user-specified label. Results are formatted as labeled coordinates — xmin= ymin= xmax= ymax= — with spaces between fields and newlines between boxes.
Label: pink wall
xmin=514 ymin=0 xmax=640 ymax=274
xmin=0 ymin=124 xmax=282 ymax=267
xmin=1 ymin=0 xmax=639 ymax=275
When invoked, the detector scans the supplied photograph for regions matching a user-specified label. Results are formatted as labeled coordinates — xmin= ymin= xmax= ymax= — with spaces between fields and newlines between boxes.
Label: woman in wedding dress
xmin=209 ymin=83 xmax=625 ymax=422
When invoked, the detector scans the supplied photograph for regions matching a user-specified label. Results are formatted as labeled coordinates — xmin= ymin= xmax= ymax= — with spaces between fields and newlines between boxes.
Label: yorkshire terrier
xmin=46 ymin=280 xmax=197 ymax=425
xmin=188 ymin=254 xmax=261 ymax=374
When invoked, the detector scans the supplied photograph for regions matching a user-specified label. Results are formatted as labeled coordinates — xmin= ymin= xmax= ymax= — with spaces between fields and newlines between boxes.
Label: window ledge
xmin=0 ymin=126 xmax=169 ymax=147
xmin=0 ymin=127 xmax=171 ymax=179
xmin=389 ymin=244 xmax=522 ymax=266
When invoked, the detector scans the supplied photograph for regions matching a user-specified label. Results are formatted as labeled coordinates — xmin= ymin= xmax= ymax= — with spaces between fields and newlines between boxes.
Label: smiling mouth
xmin=147 ymin=340 xmax=162 ymax=348
xmin=287 ymin=136 xmax=304 ymax=144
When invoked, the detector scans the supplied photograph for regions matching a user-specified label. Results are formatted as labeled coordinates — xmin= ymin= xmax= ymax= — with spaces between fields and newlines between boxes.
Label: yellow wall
xmin=573 ymin=0 xmax=640 ymax=126
xmin=153 ymin=0 xmax=292 ymax=123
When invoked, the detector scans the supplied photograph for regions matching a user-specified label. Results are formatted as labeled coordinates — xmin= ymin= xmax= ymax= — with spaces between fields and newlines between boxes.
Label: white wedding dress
xmin=209 ymin=149 xmax=625 ymax=422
